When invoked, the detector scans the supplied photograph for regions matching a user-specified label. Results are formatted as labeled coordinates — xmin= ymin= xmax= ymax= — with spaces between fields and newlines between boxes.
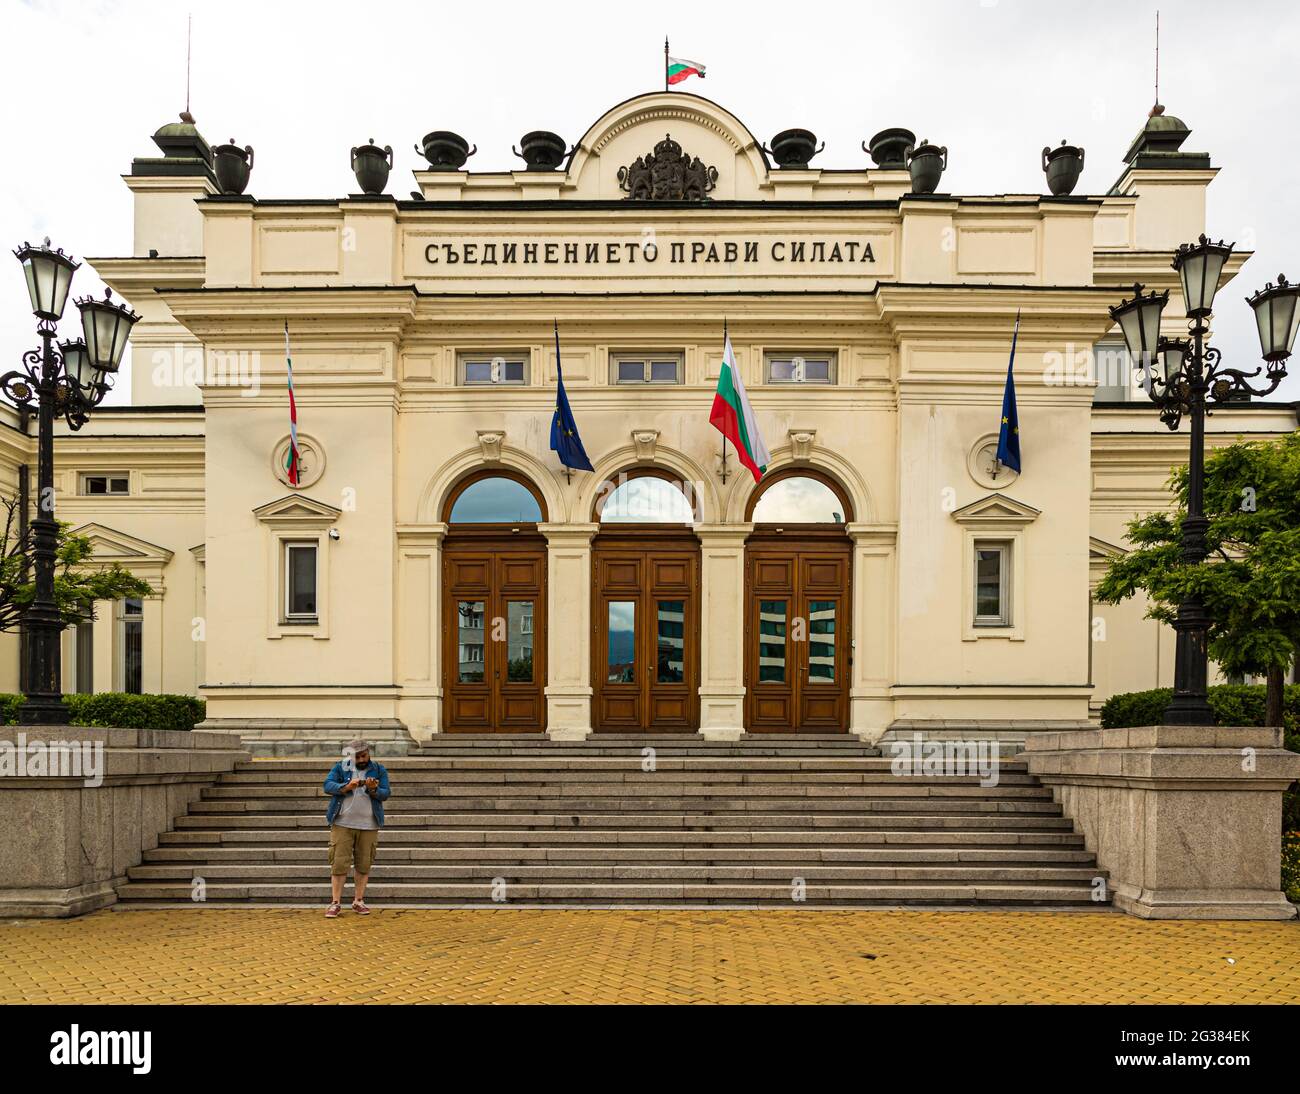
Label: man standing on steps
xmin=323 ymin=740 xmax=390 ymax=918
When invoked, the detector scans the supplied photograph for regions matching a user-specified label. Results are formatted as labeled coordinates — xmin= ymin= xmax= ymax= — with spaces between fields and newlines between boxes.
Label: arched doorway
xmin=591 ymin=471 xmax=700 ymax=732
xmin=745 ymin=470 xmax=852 ymax=733
xmin=441 ymin=471 xmax=547 ymax=732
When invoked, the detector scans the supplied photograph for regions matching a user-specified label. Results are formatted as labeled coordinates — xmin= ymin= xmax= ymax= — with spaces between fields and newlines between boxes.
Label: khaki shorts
xmin=329 ymin=825 xmax=379 ymax=876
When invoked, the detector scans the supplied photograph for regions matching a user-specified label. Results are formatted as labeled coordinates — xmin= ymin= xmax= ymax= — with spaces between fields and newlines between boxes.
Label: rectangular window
xmin=973 ymin=541 xmax=1011 ymax=626
xmin=765 ymin=352 xmax=836 ymax=385
xmin=80 ymin=473 xmax=129 ymax=496
xmin=757 ymin=600 xmax=787 ymax=683
xmin=75 ymin=620 xmax=94 ymax=694
xmin=610 ymin=353 xmax=683 ymax=385
xmin=507 ymin=601 xmax=534 ymax=682
xmin=607 ymin=600 xmax=635 ymax=683
xmin=656 ymin=600 xmax=685 ymax=683
xmin=459 ymin=353 xmax=528 ymax=386
xmin=807 ymin=600 xmax=836 ymax=682
xmin=119 ymin=597 xmax=143 ymax=694
xmin=1092 ymin=339 xmax=1134 ymax=403
xmin=284 ymin=542 xmax=318 ymax=621
xmin=457 ymin=600 xmax=485 ymax=683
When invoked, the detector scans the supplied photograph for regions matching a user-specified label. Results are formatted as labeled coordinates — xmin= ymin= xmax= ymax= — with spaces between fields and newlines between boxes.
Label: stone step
xmin=236 ymin=756 xmax=998 ymax=773
xmin=190 ymin=797 xmax=1062 ymax=817
xmin=142 ymin=844 xmax=1098 ymax=865
xmin=114 ymin=880 xmax=1102 ymax=905
xmin=225 ymin=764 xmax=1035 ymax=780
xmin=127 ymin=862 xmax=1105 ymax=883
xmin=165 ymin=810 xmax=1075 ymax=832
xmin=203 ymin=785 xmax=1054 ymax=803
xmin=173 ymin=807 xmax=1073 ymax=831
xmin=160 ymin=823 xmax=1083 ymax=845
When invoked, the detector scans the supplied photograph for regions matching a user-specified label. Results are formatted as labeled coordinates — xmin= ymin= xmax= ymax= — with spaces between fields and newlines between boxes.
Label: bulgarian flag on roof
xmin=709 ymin=332 xmax=770 ymax=484
xmin=667 ymin=56 xmax=706 ymax=85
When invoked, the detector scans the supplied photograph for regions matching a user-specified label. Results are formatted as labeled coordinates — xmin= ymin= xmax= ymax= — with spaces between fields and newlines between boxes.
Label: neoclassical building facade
xmin=3 ymin=91 xmax=1294 ymax=742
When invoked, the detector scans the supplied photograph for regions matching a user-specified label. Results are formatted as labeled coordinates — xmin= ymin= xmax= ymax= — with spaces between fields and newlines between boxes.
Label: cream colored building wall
xmin=1086 ymin=405 xmax=1298 ymax=716
xmin=36 ymin=89 xmax=1286 ymax=738
xmin=0 ymin=406 xmax=205 ymax=700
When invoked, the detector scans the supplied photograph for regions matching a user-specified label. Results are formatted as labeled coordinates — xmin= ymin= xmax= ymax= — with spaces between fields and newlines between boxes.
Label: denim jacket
xmin=323 ymin=760 xmax=390 ymax=827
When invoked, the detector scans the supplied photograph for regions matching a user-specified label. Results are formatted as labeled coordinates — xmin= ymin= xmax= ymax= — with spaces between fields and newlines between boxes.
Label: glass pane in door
xmin=656 ymin=600 xmax=685 ymax=683
xmin=807 ymin=600 xmax=836 ymax=682
xmin=507 ymin=601 xmax=533 ymax=682
xmin=457 ymin=600 xmax=485 ymax=683
xmin=757 ymin=600 xmax=787 ymax=682
xmin=607 ymin=601 xmax=636 ymax=683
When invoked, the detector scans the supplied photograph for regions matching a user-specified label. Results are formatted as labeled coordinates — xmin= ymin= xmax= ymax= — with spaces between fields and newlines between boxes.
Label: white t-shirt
xmin=335 ymin=766 xmax=378 ymax=831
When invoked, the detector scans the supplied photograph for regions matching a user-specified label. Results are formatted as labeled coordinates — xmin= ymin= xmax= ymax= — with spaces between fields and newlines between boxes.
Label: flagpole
xmin=554 ymin=318 xmax=572 ymax=484
xmin=664 ymin=37 xmax=669 ymax=91
xmin=719 ymin=317 xmax=729 ymax=484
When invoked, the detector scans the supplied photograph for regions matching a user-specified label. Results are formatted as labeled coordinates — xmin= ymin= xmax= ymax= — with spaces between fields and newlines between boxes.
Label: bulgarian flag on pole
xmin=667 ymin=56 xmax=706 ymax=85
xmin=283 ymin=321 xmax=301 ymax=487
xmin=709 ymin=332 xmax=770 ymax=483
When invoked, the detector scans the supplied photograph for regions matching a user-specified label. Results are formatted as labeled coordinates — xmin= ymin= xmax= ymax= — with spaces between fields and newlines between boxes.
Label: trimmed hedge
xmin=0 ymin=692 xmax=205 ymax=731
xmin=1285 ymin=833 xmax=1300 ymax=904
xmin=1100 ymin=684 xmax=1300 ymax=735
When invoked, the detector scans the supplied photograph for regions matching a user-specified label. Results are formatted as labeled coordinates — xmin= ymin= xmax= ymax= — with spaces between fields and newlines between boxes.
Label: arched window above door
xmin=445 ymin=473 xmax=545 ymax=524
xmin=597 ymin=473 xmax=697 ymax=524
xmin=749 ymin=473 xmax=851 ymax=524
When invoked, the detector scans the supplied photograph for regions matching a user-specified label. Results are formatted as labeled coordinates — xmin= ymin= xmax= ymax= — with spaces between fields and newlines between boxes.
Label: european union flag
xmin=549 ymin=321 xmax=593 ymax=472
xmin=996 ymin=310 xmax=1022 ymax=473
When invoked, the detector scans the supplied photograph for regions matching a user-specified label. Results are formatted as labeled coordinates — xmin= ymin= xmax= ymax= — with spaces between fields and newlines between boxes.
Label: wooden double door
xmin=442 ymin=535 xmax=547 ymax=732
xmin=592 ymin=532 xmax=700 ymax=732
xmin=745 ymin=534 xmax=851 ymax=732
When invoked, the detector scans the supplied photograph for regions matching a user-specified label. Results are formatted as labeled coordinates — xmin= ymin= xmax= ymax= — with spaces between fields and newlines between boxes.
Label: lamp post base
xmin=18 ymin=695 xmax=70 ymax=726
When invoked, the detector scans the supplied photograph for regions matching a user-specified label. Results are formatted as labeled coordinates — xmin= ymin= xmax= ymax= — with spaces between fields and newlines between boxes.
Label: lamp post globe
xmin=76 ymin=288 xmax=138 ymax=374
xmin=1246 ymin=274 xmax=1300 ymax=365
xmin=1109 ymin=282 xmax=1169 ymax=376
xmin=13 ymin=240 xmax=80 ymax=323
xmin=1173 ymin=235 xmax=1233 ymax=319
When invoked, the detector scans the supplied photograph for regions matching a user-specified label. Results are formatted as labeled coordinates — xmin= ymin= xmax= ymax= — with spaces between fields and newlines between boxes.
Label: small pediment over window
xmin=1089 ymin=535 xmax=1125 ymax=560
xmin=252 ymin=494 xmax=342 ymax=530
xmin=70 ymin=523 xmax=175 ymax=567
xmin=950 ymin=492 xmax=1041 ymax=529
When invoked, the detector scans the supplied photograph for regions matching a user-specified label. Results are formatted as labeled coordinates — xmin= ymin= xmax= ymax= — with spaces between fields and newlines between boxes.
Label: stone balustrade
xmin=0 ymin=727 xmax=249 ymax=917
xmin=1022 ymin=725 xmax=1300 ymax=919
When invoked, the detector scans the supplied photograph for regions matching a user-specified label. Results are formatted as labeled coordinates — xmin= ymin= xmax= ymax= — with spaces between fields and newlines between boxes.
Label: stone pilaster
xmin=847 ymin=523 xmax=897 ymax=741
xmin=541 ymin=523 xmax=597 ymax=740
xmin=695 ymin=523 xmax=751 ymax=740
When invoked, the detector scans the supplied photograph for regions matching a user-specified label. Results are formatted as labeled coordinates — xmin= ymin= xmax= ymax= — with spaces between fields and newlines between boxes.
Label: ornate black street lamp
xmin=6 ymin=239 xmax=138 ymax=724
xmin=1110 ymin=236 xmax=1299 ymax=725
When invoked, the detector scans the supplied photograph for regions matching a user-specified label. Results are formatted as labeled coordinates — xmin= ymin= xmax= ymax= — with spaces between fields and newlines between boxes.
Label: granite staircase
xmin=116 ymin=735 xmax=1109 ymax=908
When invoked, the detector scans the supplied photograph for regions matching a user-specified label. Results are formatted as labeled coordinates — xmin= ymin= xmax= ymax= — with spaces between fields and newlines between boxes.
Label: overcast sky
xmin=4 ymin=0 xmax=1299 ymax=403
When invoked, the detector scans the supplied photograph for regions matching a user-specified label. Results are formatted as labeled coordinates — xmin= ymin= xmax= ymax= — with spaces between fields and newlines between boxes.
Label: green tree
xmin=0 ymin=496 xmax=153 ymax=633
xmin=1095 ymin=431 xmax=1300 ymax=728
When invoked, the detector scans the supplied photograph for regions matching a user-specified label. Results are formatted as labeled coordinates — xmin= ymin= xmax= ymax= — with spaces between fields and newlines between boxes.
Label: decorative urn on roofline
xmin=864 ymin=127 xmax=916 ymax=169
xmin=351 ymin=140 xmax=393 ymax=194
xmin=762 ymin=129 xmax=825 ymax=169
xmin=907 ymin=140 xmax=947 ymax=194
xmin=1042 ymin=140 xmax=1085 ymax=195
xmin=513 ymin=131 xmax=570 ymax=171
xmin=415 ymin=130 xmax=476 ymax=171
xmin=212 ymin=139 xmax=254 ymax=195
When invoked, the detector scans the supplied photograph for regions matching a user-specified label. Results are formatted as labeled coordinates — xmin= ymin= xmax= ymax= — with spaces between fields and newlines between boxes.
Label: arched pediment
xmin=565 ymin=91 xmax=770 ymax=200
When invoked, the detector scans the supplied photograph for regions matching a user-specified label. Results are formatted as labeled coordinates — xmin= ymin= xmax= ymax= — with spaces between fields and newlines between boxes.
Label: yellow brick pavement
xmin=0 ymin=908 xmax=1297 ymax=1004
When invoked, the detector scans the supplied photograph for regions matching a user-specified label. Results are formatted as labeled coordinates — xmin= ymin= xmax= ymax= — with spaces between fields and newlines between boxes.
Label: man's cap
xmin=347 ymin=739 xmax=370 ymax=754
